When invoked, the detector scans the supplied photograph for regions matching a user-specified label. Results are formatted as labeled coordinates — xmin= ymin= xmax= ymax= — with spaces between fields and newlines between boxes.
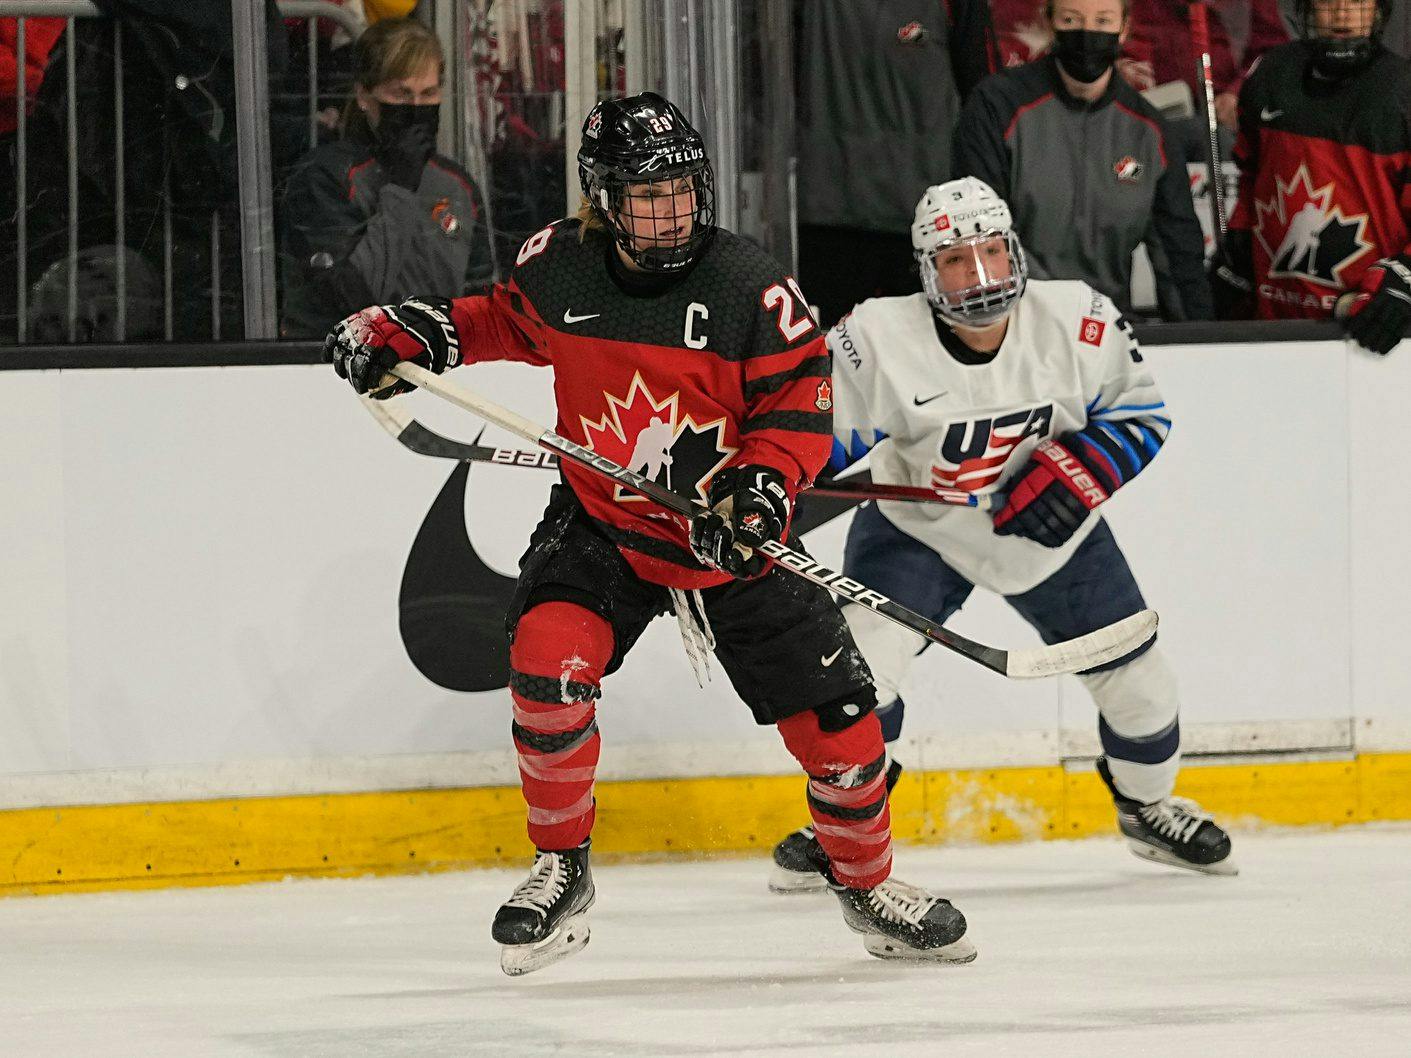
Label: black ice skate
xmin=810 ymin=844 xmax=976 ymax=963
xmin=1097 ymin=757 xmax=1237 ymax=876
xmin=769 ymin=826 xmax=829 ymax=894
xmin=491 ymin=842 xmax=595 ymax=976
xmin=768 ymin=760 xmax=903 ymax=895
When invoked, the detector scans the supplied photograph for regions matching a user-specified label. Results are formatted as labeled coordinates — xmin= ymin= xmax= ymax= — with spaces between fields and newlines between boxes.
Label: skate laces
xmin=504 ymin=851 xmax=569 ymax=913
xmin=669 ymin=587 xmax=716 ymax=688
xmin=1139 ymin=796 xmax=1210 ymax=844
xmin=869 ymin=878 xmax=939 ymax=927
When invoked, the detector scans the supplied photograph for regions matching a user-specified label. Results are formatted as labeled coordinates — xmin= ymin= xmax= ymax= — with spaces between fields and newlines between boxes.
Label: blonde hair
xmin=342 ymin=18 xmax=445 ymax=140
xmin=576 ymin=196 xmax=607 ymax=240
xmin=1044 ymin=0 xmax=1130 ymax=21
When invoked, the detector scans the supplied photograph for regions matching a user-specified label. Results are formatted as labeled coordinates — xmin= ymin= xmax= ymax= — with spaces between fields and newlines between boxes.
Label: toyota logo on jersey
xmin=930 ymin=404 xmax=1054 ymax=491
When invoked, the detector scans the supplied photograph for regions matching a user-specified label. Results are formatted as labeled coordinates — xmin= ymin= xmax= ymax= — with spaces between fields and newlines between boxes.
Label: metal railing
xmin=0 ymin=0 xmax=360 ymax=344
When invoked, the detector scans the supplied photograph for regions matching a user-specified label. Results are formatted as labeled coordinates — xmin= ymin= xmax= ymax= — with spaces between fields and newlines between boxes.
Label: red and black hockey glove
xmin=1336 ymin=256 xmax=1411 ymax=356
xmin=689 ymin=465 xmax=792 ymax=579
xmin=992 ymin=438 xmax=1112 ymax=549
xmin=323 ymin=296 xmax=461 ymax=399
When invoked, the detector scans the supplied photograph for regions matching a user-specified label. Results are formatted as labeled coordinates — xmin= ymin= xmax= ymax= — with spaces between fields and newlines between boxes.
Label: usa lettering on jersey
xmin=931 ymin=405 xmax=1053 ymax=491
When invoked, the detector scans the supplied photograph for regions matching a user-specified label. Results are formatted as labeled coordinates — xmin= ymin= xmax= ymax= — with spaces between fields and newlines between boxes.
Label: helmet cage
xmin=581 ymin=158 xmax=717 ymax=273
xmin=1295 ymin=0 xmax=1389 ymax=75
xmin=918 ymin=229 xmax=1028 ymax=327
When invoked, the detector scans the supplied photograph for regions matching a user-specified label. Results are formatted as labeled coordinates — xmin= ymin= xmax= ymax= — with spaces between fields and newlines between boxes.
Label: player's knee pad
xmin=843 ymin=603 xmax=917 ymax=704
xmin=1080 ymin=645 xmax=1178 ymax=738
xmin=777 ymin=704 xmax=884 ymax=779
xmin=510 ymin=601 xmax=614 ymax=685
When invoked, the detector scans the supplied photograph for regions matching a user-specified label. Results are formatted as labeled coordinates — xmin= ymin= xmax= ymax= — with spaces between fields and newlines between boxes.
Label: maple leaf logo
xmin=1254 ymin=163 xmax=1373 ymax=288
xmin=579 ymin=372 xmax=736 ymax=503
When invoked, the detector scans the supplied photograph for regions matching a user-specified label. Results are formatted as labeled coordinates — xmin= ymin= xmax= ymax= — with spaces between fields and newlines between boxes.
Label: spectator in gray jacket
xmin=953 ymin=0 xmax=1213 ymax=320
xmin=795 ymin=0 xmax=999 ymax=326
xmin=280 ymin=17 xmax=492 ymax=338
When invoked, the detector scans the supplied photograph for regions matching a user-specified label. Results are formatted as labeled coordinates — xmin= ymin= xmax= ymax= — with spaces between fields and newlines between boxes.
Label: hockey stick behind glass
xmin=361 ymin=396 xmax=991 ymax=508
xmin=378 ymin=361 xmax=1157 ymax=679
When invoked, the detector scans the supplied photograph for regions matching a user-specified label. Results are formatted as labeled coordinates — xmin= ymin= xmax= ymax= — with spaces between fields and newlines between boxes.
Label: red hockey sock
xmin=509 ymin=602 xmax=613 ymax=851
xmin=776 ymin=709 xmax=893 ymax=889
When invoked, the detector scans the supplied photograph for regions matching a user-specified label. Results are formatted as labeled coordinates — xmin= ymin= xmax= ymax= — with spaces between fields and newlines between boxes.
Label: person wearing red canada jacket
xmin=1215 ymin=0 xmax=1411 ymax=354
xmin=324 ymin=92 xmax=979 ymax=977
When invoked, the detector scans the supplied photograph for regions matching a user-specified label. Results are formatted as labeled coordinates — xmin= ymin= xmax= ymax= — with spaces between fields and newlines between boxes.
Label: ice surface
xmin=2 ymin=825 xmax=1408 ymax=1057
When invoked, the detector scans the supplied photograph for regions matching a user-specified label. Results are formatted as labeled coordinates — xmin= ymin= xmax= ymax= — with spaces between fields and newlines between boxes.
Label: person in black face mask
xmin=1212 ymin=0 xmax=1411 ymax=350
xmin=280 ymin=17 xmax=493 ymax=338
xmin=952 ymin=0 xmax=1213 ymax=321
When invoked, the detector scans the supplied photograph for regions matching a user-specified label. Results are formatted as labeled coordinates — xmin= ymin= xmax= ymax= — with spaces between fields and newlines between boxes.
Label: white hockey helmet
xmin=912 ymin=177 xmax=1027 ymax=327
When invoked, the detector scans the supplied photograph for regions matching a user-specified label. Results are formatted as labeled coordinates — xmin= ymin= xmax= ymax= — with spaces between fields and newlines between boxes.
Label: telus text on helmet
xmin=639 ymin=147 xmax=705 ymax=173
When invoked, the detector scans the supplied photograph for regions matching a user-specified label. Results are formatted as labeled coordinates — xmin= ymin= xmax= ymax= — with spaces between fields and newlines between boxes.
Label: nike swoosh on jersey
xmin=913 ymin=391 xmax=948 ymax=406
xmin=821 ymin=647 xmax=843 ymax=666
xmin=563 ymin=309 xmax=601 ymax=324
xmin=1260 ymin=107 xmax=1282 ymax=121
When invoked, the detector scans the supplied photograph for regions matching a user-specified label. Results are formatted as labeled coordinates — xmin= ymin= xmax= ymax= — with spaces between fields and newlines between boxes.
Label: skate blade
xmin=863 ymin=934 xmax=978 ymax=964
xmin=1126 ymin=840 xmax=1239 ymax=877
xmin=768 ymin=867 xmax=829 ymax=895
xmin=499 ymin=911 xmax=592 ymax=977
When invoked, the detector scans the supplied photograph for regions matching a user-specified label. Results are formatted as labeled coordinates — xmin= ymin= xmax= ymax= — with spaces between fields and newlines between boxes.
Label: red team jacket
xmin=1231 ymin=43 xmax=1411 ymax=319
xmin=443 ymin=219 xmax=833 ymax=589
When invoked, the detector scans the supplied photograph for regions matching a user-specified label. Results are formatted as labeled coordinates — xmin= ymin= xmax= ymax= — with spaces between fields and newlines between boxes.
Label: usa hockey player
xmin=770 ymin=177 xmax=1236 ymax=894
xmin=324 ymin=93 xmax=976 ymax=974
xmin=1217 ymin=0 xmax=1411 ymax=353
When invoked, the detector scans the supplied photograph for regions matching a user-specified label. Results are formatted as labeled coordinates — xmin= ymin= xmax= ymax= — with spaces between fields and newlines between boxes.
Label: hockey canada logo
xmin=815 ymin=379 xmax=833 ymax=411
xmin=431 ymin=198 xmax=459 ymax=237
xmin=1255 ymin=163 xmax=1373 ymax=288
xmin=585 ymin=110 xmax=603 ymax=139
xmin=897 ymin=20 xmax=927 ymax=43
xmin=580 ymin=372 xmax=736 ymax=503
xmin=1113 ymin=157 xmax=1142 ymax=183
xmin=931 ymin=404 xmax=1053 ymax=491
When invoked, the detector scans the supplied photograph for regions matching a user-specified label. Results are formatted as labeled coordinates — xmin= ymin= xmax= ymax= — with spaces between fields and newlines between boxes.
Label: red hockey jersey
xmin=446 ymin=219 xmax=833 ymax=589
xmin=1231 ymin=43 xmax=1411 ymax=319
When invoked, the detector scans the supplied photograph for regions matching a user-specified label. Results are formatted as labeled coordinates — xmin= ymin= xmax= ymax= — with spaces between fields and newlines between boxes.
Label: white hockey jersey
xmin=828 ymin=280 xmax=1169 ymax=595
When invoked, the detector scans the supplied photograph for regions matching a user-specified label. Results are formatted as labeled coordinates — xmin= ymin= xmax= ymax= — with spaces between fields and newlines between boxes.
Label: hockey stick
xmin=360 ymin=395 xmax=989 ymax=508
xmin=1189 ymin=1 xmax=1227 ymax=253
xmin=378 ymin=362 xmax=1157 ymax=679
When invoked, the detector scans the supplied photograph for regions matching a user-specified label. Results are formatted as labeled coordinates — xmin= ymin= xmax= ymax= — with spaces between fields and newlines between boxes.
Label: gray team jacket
xmin=796 ymin=0 xmax=997 ymax=233
xmin=953 ymin=56 xmax=1213 ymax=320
xmin=280 ymin=135 xmax=493 ymax=338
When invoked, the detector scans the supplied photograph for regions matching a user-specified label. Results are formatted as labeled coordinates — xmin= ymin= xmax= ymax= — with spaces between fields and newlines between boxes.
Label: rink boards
xmin=3 ymin=341 xmax=1411 ymax=894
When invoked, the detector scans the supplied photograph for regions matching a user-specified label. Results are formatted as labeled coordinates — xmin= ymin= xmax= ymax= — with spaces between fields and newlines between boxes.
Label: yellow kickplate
xmin=1 ymin=753 xmax=1407 ymax=898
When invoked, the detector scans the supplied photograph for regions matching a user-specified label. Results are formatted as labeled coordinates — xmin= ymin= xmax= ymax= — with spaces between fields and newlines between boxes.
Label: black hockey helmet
xmin=1295 ymin=0 xmax=1391 ymax=77
xmin=577 ymin=92 xmax=716 ymax=273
